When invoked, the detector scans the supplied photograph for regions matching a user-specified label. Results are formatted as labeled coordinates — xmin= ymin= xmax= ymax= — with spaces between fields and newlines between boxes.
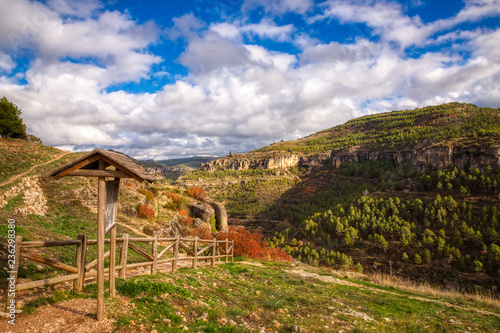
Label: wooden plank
xmin=157 ymin=242 xmax=175 ymax=259
xmin=125 ymin=262 xmax=154 ymax=269
xmin=74 ymin=235 xmax=87 ymax=292
xmin=172 ymin=236 xmax=179 ymax=272
xmin=21 ymin=240 xmax=81 ymax=248
xmin=5 ymin=236 xmax=22 ymax=312
xmin=225 ymin=239 xmax=229 ymax=263
xmin=16 ymin=274 xmax=79 ymax=291
xmin=128 ymin=237 xmax=154 ymax=243
xmin=85 ymin=249 xmax=111 ymax=271
xmin=151 ymin=235 xmax=158 ymax=275
xmin=178 ymin=242 xmax=195 ymax=257
xmin=119 ymin=234 xmax=129 ymax=279
xmin=193 ymin=239 xmax=198 ymax=269
xmin=21 ymin=252 xmax=78 ymax=273
xmin=109 ymin=226 xmax=116 ymax=297
xmin=196 ymin=244 xmax=212 ymax=256
xmin=53 ymin=154 xmax=101 ymax=180
xmin=66 ymin=170 xmax=131 ymax=178
xmin=97 ymin=154 xmax=145 ymax=183
xmin=212 ymin=238 xmax=216 ymax=267
xmin=97 ymin=165 xmax=106 ymax=322
xmin=128 ymin=243 xmax=154 ymax=261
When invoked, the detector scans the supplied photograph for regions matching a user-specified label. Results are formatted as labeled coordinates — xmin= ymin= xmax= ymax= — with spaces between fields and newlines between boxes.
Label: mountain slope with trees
xmin=192 ymin=103 xmax=500 ymax=290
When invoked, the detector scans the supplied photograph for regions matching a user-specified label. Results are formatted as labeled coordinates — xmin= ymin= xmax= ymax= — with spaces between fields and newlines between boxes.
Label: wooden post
xmin=5 ymin=235 xmax=22 ymax=313
xmin=96 ymin=160 xmax=106 ymax=321
xmin=74 ymin=235 xmax=87 ymax=292
xmin=231 ymin=240 xmax=234 ymax=262
xmin=225 ymin=238 xmax=229 ymax=263
xmin=151 ymin=234 xmax=158 ymax=275
xmin=109 ymin=226 xmax=116 ymax=297
xmin=212 ymin=238 xmax=216 ymax=267
xmin=193 ymin=238 xmax=198 ymax=269
xmin=172 ymin=236 xmax=179 ymax=272
xmin=119 ymin=233 xmax=129 ymax=278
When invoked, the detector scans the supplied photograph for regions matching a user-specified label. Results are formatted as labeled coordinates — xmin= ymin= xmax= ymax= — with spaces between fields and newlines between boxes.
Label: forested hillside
xmin=192 ymin=103 xmax=500 ymax=290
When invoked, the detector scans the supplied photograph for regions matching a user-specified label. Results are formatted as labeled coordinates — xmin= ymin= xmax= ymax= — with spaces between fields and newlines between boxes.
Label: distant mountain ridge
xmin=201 ymin=103 xmax=500 ymax=172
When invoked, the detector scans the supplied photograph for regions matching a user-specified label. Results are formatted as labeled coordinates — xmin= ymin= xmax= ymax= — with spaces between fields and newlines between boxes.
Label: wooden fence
xmin=4 ymin=234 xmax=234 ymax=312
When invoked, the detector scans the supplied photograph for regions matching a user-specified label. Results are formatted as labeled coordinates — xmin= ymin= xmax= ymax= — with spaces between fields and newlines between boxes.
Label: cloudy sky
xmin=0 ymin=0 xmax=499 ymax=159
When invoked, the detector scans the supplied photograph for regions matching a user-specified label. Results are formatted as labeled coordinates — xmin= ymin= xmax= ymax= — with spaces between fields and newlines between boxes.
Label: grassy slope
xmin=22 ymin=260 xmax=500 ymax=332
xmin=0 ymin=138 xmax=65 ymax=185
xmin=188 ymin=103 xmax=500 ymax=288
xmin=254 ymin=102 xmax=500 ymax=155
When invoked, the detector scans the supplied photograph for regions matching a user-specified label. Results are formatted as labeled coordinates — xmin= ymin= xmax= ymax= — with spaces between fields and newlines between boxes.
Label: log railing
xmin=4 ymin=234 xmax=234 ymax=312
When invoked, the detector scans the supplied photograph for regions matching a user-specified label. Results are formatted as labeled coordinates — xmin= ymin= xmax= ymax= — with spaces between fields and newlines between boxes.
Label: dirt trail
xmin=0 ymin=152 xmax=71 ymax=188
xmin=286 ymin=268 xmax=500 ymax=318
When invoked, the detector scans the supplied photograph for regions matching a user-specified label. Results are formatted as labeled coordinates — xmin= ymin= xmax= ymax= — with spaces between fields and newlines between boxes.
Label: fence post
xmin=231 ymin=240 xmax=234 ymax=262
xmin=211 ymin=238 xmax=216 ymax=267
xmin=193 ymin=238 xmax=198 ymax=269
xmin=109 ymin=227 xmax=116 ymax=297
xmin=5 ymin=235 xmax=22 ymax=313
xmin=151 ymin=234 xmax=158 ymax=275
xmin=119 ymin=233 xmax=129 ymax=279
xmin=172 ymin=235 xmax=179 ymax=273
xmin=74 ymin=235 xmax=87 ymax=292
xmin=225 ymin=238 xmax=228 ymax=263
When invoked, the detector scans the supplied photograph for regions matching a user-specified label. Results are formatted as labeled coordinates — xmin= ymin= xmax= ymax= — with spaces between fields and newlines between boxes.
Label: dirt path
xmin=287 ymin=268 xmax=500 ymax=318
xmin=0 ymin=152 xmax=71 ymax=188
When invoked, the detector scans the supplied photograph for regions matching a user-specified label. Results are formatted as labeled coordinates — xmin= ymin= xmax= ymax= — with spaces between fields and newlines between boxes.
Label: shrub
xmin=137 ymin=205 xmax=155 ymax=219
xmin=138 ymin=189 xmax=155 ymax=204
xmin=187 ymin=226 xmax=212 ymax=240
xmin=216 ymin=226 xmax=292 ymax=262
xmin=187 ymin=187 xmax=206 ymax=200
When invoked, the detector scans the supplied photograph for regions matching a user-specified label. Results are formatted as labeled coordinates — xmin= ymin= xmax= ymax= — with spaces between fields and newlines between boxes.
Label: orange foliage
xmin=216 ymin=226 xmax=292 ymax=262
xmin=187 ymin=226 xmax=212 ymax=240
xmin=178 ymin=209 xmax=189 ymax=217
xmin=164 ymin=191 xmax=181 ymax=203
xmin=137 ymin=204 xmax=155 ymax=219
xmin=187 ymin=187 xmax=206 ymax=200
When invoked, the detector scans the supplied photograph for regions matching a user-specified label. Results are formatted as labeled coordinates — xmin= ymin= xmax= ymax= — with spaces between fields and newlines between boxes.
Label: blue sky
xmin=0 ymin=0 xmax=499 ymax=159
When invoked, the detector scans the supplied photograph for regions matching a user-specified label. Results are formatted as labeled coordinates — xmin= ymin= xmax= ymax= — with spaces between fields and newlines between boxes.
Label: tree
xmin=0 ymin=97 xmax=27 ymax=139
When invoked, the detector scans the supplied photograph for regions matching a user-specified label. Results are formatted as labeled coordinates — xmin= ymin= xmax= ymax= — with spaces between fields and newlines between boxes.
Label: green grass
xmin=17 ymin=261 xmax=500 ymax=332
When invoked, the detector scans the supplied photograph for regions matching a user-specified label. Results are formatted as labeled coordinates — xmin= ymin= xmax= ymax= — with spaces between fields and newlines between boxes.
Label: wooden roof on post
xmin=47 ymin=148 xmax=157 ymax=183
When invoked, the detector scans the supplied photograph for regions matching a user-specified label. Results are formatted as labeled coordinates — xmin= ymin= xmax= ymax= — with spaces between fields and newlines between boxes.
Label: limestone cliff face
xmin=201 ymin=155 xmax=302 ymax=171
xmin=330 ymin=145 xmax=500 ymax=171
xmin=201 ymin=145 xmax=500 ymax=172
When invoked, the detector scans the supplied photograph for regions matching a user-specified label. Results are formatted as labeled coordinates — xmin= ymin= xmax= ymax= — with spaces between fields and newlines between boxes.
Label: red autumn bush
xmin=216 ymin=226 xmax=292 ymax=262
xmin=164 ymin=191 xmax=181 ymax=203
xmin=187 ymin=226 xmax=212 ymax=240
xmin=187 ymin=187 xmax=206 ymax=200
xmin=137 ymin=204 xmax=155 ymax=219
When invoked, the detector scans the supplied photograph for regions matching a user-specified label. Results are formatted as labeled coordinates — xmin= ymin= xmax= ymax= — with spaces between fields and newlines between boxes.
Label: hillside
xmin=201 ymin=103 xmax=500 ymax=172
xmin=184 ymin=103 xmax=500 ymax=290
xmin=1 ymin=117 xmax=500 ymax=331
xmin=137 ymin=156 xmax=219 ymax=180
xmin=2 ymin=259 xmax=500 ymax=332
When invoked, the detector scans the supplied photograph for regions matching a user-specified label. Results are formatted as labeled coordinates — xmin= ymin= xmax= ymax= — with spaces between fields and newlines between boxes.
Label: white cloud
xmin=0 ymin=0 xmax=500 ymax=159
xmin=168 ymin=13 xmax=205 ymax=40
xmin=242 ymin=0 xmax=313 ymax=15
xmin=0 ymin=52 xmax=15 ymax=72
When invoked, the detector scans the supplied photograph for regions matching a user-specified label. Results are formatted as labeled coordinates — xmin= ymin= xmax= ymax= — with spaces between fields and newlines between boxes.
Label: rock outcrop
xmin=0 ymin=176 xmax=47 ymax=216
xmin=329 ymin=145 xmax=500 ymax=172
xmin=190 ymin=202 xmax=215 ymax=229
xmin=201 ymin=155 xmax=302 ymax=171
xmin=201 ymin=144 xmax=500 ymax=173
xmin=207 ymin=201 xmax=228 ymax=232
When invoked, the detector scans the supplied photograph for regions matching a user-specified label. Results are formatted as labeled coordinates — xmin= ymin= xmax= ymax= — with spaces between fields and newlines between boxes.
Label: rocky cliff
xmin=201 ymin=144 xmax=500 ymax=173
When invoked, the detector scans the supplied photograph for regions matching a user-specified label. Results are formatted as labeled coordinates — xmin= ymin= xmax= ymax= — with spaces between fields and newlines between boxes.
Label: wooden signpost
xmin=48 ymin=149 xmax=155 ymax=321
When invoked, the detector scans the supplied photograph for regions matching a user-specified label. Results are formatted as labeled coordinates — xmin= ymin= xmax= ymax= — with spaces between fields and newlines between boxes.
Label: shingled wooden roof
xmin=47 ymin=148 xmax=156 ymax=183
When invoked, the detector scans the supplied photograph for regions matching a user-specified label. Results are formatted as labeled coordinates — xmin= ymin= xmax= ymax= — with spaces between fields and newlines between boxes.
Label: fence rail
xmin=4 ymin=234 xmax=234 ymax=312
